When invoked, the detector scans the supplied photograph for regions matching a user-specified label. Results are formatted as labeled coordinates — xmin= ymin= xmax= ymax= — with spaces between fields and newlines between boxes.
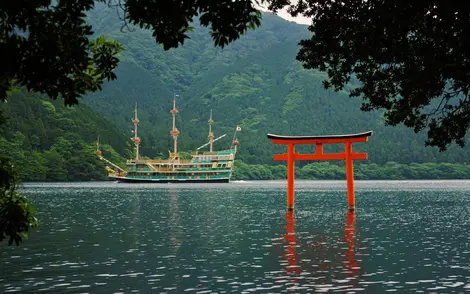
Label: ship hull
xmin=111 ymin=176 xmax=230 ymax=183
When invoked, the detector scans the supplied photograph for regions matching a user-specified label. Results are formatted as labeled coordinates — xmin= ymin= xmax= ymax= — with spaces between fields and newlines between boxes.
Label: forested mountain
xmin=1 ymin=5 xmax=469 ymax=182
xmin=0 ymin=90 xmax=127 ymax=181
xmin=85 ymin=5 xmax=470 ymax=165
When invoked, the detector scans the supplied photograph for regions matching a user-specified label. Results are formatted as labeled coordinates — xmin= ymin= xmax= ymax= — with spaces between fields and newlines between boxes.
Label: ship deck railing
xmin=127 ymin=158 xmax=234 ymax=165
xmin=127 ymin=159 xmax=193 ymax=164
xmin=191 ymin=149 xmax=235 ymax=156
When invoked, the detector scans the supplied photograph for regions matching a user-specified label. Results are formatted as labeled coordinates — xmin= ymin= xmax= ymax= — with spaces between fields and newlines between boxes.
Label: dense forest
xmin=84 ymin=5 xmax=470 ymax=166
xmin=232 ymin=161 xmax=470 ymax=180
xmin=1 ymin=90 xmax=470 ymax=181
xmin=0 ymin=90 xmax=127 ymax=181
xmin=1 ymin=6 xmax=470 ymax=181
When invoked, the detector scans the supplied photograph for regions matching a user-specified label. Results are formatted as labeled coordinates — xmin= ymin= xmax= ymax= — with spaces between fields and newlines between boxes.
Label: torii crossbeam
xmin=267 ymin=131 xmax=373 ymax=211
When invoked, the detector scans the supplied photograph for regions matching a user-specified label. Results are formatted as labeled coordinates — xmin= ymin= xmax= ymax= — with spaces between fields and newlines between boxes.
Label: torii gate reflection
xmin=282 ymin=210 xmax=360 ymax=288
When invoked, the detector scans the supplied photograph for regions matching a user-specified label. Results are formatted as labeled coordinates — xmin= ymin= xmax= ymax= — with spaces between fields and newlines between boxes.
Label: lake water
xmin=1 ymin=180 xmax=470 ymax=293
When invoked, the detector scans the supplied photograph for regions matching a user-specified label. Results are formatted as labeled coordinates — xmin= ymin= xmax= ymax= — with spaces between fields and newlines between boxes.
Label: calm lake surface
xmin=2 ymin=180 xmax=470 ymax=293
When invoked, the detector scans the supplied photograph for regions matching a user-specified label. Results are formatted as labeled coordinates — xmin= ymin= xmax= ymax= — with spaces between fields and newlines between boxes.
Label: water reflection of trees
xmin=280 ymin=210 xmax=361 ymax=291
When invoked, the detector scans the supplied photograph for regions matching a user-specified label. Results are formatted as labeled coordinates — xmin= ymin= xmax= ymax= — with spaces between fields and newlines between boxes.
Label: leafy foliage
xmin=85 ymin=8 xmax=470 ymax=166
xmin=0 ymin=156 xmax=38 ymax=246
xmin=3 ymin=2 xmax=470 ymax=184
xmin=121 ymin=0 xmax=262 ymax=49
xmin=0 ymin=89 xmax=128 ymax=181
xmin=0 ymin=0 xmax=122 ymax=105
xmin=3 ymin=0 xmax=470 ymax=152
xmin=232 ymin=161 xmax=470 ymax=180
xmin=265 ymin=0 xmax=470 ymax=151
xmin=1 ymin=0 xmax=264 ymax=105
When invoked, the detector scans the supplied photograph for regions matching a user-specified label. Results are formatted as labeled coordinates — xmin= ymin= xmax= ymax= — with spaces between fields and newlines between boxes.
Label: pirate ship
xmin=95 ymin=95 xmax=240 ymax=183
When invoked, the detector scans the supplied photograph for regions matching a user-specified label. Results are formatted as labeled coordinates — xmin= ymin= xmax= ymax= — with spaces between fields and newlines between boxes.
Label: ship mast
xmin=94 ymin=135 xmax=102 ymax=156
xmin=231 ymin=125 xmax=241 ymax=151
xmin=170 ymin=94 xmax=180 ymax=156
xmin=208 ymin=109 xmax=214 ymax=152
xmin=132 ymin=103 xmax=141 ymax=160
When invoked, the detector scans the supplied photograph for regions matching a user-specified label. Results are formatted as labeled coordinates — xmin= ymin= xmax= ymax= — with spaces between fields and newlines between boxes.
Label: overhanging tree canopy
xmin=2 ymin=0 xmax=470 ymax=150
xmin=266 ymin=0 xmax=470 ymax=151
xmin=0 ymin=0 xmax=261 ymax=105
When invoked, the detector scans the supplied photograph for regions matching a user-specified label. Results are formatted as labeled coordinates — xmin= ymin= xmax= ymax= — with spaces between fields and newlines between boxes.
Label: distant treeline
xmin=2 ymin=91 xmax=470 ymax=182
xmin=232 ymin=161 xmax=470 ymax=180
xmin=0 ymin=90 xmax=127 ymax=182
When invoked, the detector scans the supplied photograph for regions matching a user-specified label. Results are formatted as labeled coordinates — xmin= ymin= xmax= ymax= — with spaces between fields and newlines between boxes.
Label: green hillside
xmin=84 ymin=5 xmax=470 ymax=166
xmin=2 ymin=5 xmax=469 ymax=182
xmin=0 ymin=90 xmax=128 ymax=181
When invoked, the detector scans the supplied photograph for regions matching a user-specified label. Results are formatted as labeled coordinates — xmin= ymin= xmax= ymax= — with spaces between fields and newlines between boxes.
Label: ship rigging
xmin=95 ymin=96 xmax=241 ymax=183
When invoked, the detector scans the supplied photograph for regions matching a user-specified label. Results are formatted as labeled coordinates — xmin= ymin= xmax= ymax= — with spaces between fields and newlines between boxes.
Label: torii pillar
xmin=267 ymin=131 xmax=373 ymax=211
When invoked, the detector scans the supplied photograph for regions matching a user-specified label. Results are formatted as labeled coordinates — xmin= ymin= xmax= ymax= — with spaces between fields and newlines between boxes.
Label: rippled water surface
xmin=2 ymin=180 xmax=470 ymax=293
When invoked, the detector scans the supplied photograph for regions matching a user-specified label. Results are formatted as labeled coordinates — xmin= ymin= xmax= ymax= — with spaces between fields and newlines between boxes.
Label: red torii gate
xmin=267 ymin=131 xmax=373 ymax=211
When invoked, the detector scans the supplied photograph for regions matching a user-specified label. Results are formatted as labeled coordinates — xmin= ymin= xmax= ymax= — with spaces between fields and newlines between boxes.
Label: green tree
xmin=265 ymin=0 xmax=470 ymax=151
xmin=0 ymin=156 xmax=38 ymax=246
xmin=43 ymin=150 xmax=68 ymax=181
xmin=1 ymin=0 xmax=262 ymax=105
xmin=0 ymin=0 xmax=263 ymax=246
xmin=4 ymin=0 xmax=469 ymax=150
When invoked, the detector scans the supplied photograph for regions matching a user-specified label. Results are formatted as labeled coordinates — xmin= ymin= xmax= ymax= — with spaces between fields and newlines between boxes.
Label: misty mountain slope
xmin=84 ymin=5 xmax=470 ymax=164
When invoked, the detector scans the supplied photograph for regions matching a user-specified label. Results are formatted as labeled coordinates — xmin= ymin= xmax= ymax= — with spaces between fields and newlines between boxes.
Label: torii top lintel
xmin=267 ymin=131 xmax=373 ymax=145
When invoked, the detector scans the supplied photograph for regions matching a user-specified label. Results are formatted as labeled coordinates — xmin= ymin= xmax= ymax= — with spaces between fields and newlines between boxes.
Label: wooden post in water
xmin=267 ymin=131 xmax=373 ymax=211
